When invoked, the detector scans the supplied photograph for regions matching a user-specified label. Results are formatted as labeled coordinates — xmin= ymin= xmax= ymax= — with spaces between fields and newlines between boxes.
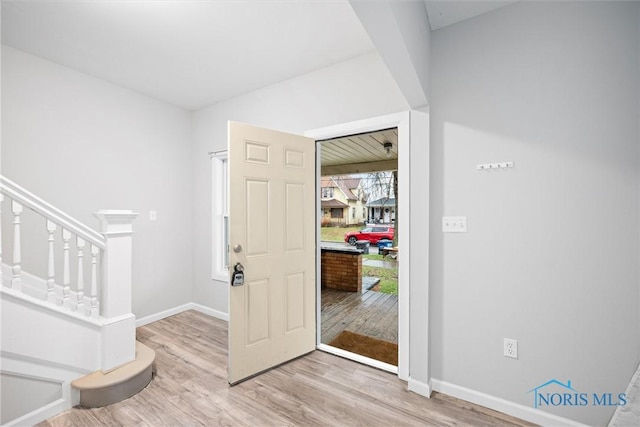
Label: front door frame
xmin=306 ymin=111 xmax=429 ymax=387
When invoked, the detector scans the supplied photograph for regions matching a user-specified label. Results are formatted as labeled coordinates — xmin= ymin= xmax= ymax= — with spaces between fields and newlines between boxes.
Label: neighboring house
xmin=320 ymin=176 xmax=367 ymax=226
xmin=366 ymin=197 xmax=396 ymax=224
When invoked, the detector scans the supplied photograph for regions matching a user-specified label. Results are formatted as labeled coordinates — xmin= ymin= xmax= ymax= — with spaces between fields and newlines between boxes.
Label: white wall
xmin=429 ymin=1 xmax=639 ymax=425
xmin=0 ymin=373 xmax=61 ymax=424
xmin=1 ymin=46 xmax=194 ymax=319
xmin=191 ymin=52 xmax=408 ymax=313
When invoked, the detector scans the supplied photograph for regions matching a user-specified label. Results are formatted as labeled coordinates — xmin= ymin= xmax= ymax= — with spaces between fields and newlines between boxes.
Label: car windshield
xmin=360 ymin=228 xmax=373 ymax=232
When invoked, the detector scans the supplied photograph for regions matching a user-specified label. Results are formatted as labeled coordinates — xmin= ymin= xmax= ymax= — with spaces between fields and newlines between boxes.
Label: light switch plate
xmin=442 ymin=216 xmax=467 ymax=232
xmin=149 ymin=210 xmax=157 ymax=221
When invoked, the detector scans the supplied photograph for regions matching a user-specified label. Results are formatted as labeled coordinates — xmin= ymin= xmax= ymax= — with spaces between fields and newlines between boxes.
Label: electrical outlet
xmin=504 ymin=338 xmax=518 ymax=359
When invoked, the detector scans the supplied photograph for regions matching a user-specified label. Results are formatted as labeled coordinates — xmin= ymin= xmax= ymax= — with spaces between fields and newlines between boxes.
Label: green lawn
xmin=363 ymin=265 xmax=398 ymax=296
xmin=362 ymin=254 xmax=386 ymax=262
xmin=320 ymin=226 xmax=360 ymax=242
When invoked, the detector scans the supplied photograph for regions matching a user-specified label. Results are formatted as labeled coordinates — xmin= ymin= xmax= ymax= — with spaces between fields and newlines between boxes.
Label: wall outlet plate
xmin=442 ymin=216 xmax=467 ymax=233
xmin=504 ymin=338 xmax=518 ymax=359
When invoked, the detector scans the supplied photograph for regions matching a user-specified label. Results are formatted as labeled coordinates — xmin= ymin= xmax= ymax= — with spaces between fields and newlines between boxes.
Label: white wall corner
xmin=190 ymin=303 xmax=229 ymax=322
xmin=135 ymin=302 xmax=228 ymax=328
xmin=349 ymin=0 xmax=431 ymax=109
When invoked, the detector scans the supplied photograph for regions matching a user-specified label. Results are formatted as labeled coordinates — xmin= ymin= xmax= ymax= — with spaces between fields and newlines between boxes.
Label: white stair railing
xmin=1 ymin=175 xmax=138 ymax=372
xmin=0 ymin=176 xmax=136 ymax=322
xmin=1 ymin=176 xmax=106 ymax=318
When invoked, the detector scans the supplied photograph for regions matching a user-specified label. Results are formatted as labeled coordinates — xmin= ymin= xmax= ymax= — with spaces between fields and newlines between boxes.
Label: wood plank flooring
xmin=322 ymin=289 xmax=398 ymax=344
xmin=39 ymin=310 xmax=535 ymax=427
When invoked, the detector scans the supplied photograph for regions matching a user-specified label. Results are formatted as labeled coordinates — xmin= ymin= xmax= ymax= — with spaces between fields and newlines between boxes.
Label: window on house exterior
xmin=211 ymin=152 xmax=229 ymax=281
xmin=331 ymin=208 xmax=343 ymax=218
xmin=352 ymin=207 xmax=356 ymax=219
xmin=321 ymin=187 xmax=333 ymax=198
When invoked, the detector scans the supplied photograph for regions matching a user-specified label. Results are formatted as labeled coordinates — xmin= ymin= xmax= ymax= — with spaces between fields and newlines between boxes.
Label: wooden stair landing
xmin=71 ymin=341 xmax=155 ymax=408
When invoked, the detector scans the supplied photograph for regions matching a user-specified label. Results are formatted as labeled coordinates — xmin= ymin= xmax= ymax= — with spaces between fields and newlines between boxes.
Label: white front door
xmin=228 ymin=121 xmax=316 ymax=384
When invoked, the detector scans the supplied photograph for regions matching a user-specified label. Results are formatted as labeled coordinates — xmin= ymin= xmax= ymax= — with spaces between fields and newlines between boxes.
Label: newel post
xmin=93 ymin=209 xmax=139 ymax=371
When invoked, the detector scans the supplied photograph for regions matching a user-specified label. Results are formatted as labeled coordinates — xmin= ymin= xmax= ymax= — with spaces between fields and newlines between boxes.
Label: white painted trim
xmin=0 ymin=284 xmax=103 ymax=328
xmin=2 ymin=398 xmax=71 ymax=427
xmin=211 ymin=152 xmax=229 ymax=281
xmin=317 ymin=344 xmax=397 ymax=375
xmin=305 ymin=112 xmax=406 ymax=140
xmin=408 ymin=377 xmax=432 ymax=397
xmin=1 ymin=355 xmax=82 ymax=426
xmin=397 ymin=112 xmax=410 ymax=382
xmin=608 ymin=362 xmax=640 ymax=426
xmin=103 ymin=313 xmax=136 ymax=326
xmin=135 ymin=303 xmax=228 ymax=327
xmin=190 ymin=303 xmax=229 ymax=321
xmin=315 ymin=142 xmax=323 ymax=347
xmin=306 ymin=111 xmax=411 ymax=382
xmin=431 ymin=379 xmax=589 ymax=427
xmin=135 ymin=303 xmax=193 ymax=327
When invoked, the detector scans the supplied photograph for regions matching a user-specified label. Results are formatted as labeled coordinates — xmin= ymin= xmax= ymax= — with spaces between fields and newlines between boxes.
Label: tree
xmin=362 ymin=170 xmax=398 ymax=246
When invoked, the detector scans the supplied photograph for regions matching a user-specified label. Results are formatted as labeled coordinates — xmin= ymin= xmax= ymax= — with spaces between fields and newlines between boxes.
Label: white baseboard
xmin=136 ymin=302 xmax=228 ymax=327
xmin=189 ymin=303 xmax=229 ymax=321
xmin=431 ymin=379 xmax=588 ymax=427
xmin=408 ymin=377 xmax=432 ymax=397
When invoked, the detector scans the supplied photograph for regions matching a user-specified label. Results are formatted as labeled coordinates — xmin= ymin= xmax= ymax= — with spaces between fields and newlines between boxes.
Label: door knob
xmin=233 ymin=244 xmax=242 ymax=253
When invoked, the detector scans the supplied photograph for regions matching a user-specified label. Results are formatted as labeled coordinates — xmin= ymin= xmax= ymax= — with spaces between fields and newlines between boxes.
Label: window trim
xmin=211 ymin=151 xmax=229 ymax=282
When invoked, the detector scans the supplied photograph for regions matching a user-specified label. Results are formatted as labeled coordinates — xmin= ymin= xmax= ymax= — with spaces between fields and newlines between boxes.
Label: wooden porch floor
xmin=321 ymin=288 xmax=398 ymax=345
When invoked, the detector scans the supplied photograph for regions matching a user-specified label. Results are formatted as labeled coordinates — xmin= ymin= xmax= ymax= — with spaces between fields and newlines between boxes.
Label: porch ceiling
xmin=319 ymin=128 xmax=398 ymax=175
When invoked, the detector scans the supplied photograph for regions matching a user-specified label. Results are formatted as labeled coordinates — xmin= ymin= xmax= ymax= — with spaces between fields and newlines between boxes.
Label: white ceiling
xmin=424 ymin=0 xmax=519 ymax=30
xmin=1 ymin=0 xmax=375 ymax=110
xmin=2 ymin=1 xmax=519 ymax=111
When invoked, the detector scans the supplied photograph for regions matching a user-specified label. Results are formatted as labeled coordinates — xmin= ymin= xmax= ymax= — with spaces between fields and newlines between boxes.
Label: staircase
xmin=0 ymin=176 xmax=154 ymax=426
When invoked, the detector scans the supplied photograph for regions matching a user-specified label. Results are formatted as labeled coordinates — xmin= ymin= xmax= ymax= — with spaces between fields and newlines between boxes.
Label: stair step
xmin=71 ymin=341 xmax=155 ymax=408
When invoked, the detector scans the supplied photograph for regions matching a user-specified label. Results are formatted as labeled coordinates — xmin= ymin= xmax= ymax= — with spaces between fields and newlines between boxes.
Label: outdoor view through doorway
xmin=318 ymin=128 xmax=399 ymax=368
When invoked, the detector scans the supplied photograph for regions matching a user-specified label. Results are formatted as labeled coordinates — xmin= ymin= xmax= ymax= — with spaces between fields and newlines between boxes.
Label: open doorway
xmin=317 ymin=128 xmax=399 ymax=371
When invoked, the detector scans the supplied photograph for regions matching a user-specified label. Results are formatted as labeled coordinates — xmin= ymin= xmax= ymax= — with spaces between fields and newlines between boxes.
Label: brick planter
xmin=321 ymin=247 xmax=362 ymax=292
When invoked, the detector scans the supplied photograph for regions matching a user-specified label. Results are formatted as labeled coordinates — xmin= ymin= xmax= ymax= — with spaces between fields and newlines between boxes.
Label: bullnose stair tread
xmin=72 ymin=341 xmax=155 ymax=390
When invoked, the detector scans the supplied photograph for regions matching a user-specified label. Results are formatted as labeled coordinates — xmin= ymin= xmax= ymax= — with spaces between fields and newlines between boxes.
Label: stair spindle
xmin=75 ymin=236 xmax=85 ymax=312
xmin=11 ymin=200 xmax=23 ymax=290
xmin=46 ymin=220 xmax=57 ymax=302
xmin=59 ymin=228 xmax=71 ymax=307
xmin=88 ymin=244 xmax=99 ymax=317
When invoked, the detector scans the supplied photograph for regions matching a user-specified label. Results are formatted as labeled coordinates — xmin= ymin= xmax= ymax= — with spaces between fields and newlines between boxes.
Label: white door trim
xmin=306 ymin=111 xmax=414 ymax=382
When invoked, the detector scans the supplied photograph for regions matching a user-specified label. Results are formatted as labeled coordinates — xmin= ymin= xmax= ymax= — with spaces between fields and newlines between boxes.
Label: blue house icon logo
xmin=528 ymin=379 xmax=583 ymax=408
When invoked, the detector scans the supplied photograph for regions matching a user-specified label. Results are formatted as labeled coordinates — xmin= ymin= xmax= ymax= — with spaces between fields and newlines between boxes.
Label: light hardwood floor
xmin=39 ymin=310 xmax=536 ymax=427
